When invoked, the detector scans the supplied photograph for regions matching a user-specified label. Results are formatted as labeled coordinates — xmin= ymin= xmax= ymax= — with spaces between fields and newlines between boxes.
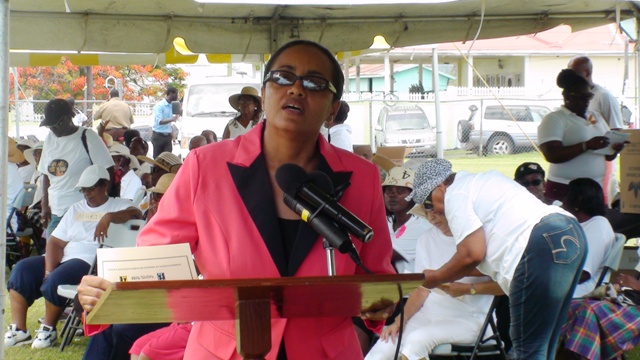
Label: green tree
xmin=10 ymin=57 xmax=188 ymax=102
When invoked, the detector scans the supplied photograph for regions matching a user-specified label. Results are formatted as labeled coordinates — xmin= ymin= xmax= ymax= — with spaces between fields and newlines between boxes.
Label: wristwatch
xmin=469 ymin=284 xmax=477 ymax=295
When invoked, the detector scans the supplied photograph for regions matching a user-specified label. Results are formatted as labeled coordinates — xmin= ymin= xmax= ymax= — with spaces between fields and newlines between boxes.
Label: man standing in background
xmin=151 ymin=87 xmax=179 ymax=158
xmin=568 ymin=56 xmax=623 ymax=205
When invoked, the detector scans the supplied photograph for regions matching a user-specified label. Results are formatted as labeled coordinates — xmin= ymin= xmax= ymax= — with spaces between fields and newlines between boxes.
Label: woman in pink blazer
xmin=79 ymin=40 xmax=395 ymax=359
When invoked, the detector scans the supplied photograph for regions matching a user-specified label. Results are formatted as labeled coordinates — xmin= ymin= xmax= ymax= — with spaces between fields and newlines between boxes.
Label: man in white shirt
xmin=324 ymin=100 xmax=353 ymax=152
xmin=66 ymin=97 xmax=89 ymax=127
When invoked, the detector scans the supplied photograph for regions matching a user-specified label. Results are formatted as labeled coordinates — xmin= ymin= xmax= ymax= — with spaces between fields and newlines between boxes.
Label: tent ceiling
xmin=10 ymin=0 xmax=639 ymax=56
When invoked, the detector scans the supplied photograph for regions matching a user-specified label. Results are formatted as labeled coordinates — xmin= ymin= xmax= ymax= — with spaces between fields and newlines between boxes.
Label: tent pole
xmin=432 ymin=48 xmax=443 ymax=159
xmin=0 ymin=0 xmax=11 ymax=358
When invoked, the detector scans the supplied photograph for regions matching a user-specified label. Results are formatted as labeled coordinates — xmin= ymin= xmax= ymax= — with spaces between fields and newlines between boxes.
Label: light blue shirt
xmin=153 ymin=99 xmax=173 ymax=133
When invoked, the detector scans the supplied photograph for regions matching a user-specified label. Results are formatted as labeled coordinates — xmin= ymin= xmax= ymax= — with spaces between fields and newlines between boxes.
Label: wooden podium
xmin=86 ymin=273 xmax=424 ymax=359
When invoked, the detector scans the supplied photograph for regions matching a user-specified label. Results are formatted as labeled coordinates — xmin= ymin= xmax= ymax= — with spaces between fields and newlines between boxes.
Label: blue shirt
xmin=153 ymin=99 xmax=173 ymax=133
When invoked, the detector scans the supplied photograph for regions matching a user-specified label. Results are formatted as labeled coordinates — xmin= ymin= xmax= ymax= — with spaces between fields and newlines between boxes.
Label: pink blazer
xmin=137 ymin=123 xmax=394 ymax=359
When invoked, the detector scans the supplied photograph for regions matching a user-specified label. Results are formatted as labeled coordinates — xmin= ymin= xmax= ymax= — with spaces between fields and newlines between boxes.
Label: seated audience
xmin=382 ymin=166 xmax=431 ymax=273
xmin=129 ymin=137 xmax=151 ymax=180
xmin=366 ymin=208 xmax=501 ymax=360
xmin=201 ymin=130 xmax=218 ymax=144
xmin=514 ymin=162 xmax=549 ymax=203
xmin=188 ymin=135 xmax=207 ymax=151
xmin=110 ymin=144 xmax=142 ymax=200
xmin=146 ymin=173 xmax=175 ymax=220
xmin=562 ymin=178 xmax=615 ymax=298
xmin=123 ymin=129 xmax=141 ymax=148
xmin=4 ymin=165 xmax=141 ymax=349
xmin=15 ymin=138 xmax=36 ymax=184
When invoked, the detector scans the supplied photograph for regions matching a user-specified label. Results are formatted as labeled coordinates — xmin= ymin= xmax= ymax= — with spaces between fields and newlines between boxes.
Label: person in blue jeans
xmin=408 ymin=158 xmax=587 ymax=360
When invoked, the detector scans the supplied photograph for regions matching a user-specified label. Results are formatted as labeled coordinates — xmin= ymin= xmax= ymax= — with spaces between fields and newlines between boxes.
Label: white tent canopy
xmin=10 ymin=0 xmax=638 ymax=56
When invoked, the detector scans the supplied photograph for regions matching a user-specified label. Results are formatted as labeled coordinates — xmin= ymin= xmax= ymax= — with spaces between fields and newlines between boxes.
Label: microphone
xmin=282 ymin=193 xmax=357 ymax=255
xmin=275 ymin=164 xmax=374 ymax=242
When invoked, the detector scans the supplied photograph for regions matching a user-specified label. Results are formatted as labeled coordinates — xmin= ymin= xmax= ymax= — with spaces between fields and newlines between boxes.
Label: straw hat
xmin=8 ymin=137 xmax=25 ymax=164
xmin=24 ymin=141 xmax=44 ymax=166
xmin=148 ymin=173 xmax=176 ymax=194
xmin=228 ymin=86 xmax=261 ymax=111
xmin=138 ymin=152 xmax=183 ymax=173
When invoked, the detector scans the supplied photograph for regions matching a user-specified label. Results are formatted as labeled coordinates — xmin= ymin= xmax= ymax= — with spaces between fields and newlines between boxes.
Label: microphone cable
xmin=393 ymin=284 xmax=405 ymax=360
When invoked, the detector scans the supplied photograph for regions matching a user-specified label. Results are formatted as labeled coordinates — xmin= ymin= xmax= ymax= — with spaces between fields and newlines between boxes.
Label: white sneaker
xmin=4 ymin=324 xmax=31 ymax=347
xmin=31 ymin=324 xmax=56 ymax=349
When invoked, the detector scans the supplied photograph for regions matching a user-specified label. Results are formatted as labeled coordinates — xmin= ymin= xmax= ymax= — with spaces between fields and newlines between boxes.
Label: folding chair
xmin=431 ymin=296 xmax=508 ymax=360
xmin=595 ymin=233 xmax=626 ymax=287
xmin=5 ymin=186 xmax=38 ymax=267
xmin=57 ymin=219 xmax=146 ymax=352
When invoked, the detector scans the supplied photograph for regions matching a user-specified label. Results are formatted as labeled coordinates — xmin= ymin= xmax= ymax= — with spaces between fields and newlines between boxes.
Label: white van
xmin=179 ymin=78 xmax=261 ymax=156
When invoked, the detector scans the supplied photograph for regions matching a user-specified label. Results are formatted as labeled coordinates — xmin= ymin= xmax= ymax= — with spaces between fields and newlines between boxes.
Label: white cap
xmin=75 ymin=164 xmax=110 ymax=189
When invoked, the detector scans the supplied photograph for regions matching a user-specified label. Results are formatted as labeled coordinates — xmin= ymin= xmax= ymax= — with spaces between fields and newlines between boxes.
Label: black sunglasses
xmin=423 ymin=192 xmax=434 ymax=212
xmin=518 ymin=179 xmax=544 ymax=187
xmin=264 ymin=70 xmax=337 ymax=94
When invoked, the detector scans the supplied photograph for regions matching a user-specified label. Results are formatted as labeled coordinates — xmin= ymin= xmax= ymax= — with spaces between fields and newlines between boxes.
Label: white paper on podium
xmin=593 ymin=131 xmax=631 ymax=155
xmin=97 ymin=243 xmax=198 ymax=283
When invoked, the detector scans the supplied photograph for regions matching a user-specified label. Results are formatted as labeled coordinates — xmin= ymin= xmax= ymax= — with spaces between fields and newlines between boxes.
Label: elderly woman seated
xmin=4 ymin=165 xmax=142 ymax=350
xmin=365 ymin=207 xmax=503 ymax=360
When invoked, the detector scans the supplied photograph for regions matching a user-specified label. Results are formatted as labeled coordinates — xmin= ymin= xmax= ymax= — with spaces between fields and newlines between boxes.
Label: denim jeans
xmin=509 ymin=213 xmax=587 ymax=360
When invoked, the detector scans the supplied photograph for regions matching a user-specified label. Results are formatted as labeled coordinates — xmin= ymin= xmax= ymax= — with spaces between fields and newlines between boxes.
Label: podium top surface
xmin=86 ymin=273 xmax=424 ymax=325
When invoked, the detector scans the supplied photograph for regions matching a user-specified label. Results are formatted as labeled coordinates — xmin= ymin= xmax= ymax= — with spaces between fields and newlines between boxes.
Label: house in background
xmin=348 ymin=63 xmax=455 ymax=94
xmin=346 ymin=23 xmax=634 ymax=100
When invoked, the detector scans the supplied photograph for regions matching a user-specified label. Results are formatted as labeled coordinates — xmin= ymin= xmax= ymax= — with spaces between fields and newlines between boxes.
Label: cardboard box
xmin=620 ymin=129 xmax=640 ymax=214
xmin=375 ymin=146 xmax=411 ymax=167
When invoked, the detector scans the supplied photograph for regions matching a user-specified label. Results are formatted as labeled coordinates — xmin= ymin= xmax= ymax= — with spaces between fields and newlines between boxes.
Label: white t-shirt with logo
xmin=120 ymin=170 xmax=143 ymax=200
xmin=51 ymin=197 xmax=135 ymax=265
xmin=573 ymin=216 xmax=615 ymax=298
xmin=38 ymin=128 xmax=114 ymax=216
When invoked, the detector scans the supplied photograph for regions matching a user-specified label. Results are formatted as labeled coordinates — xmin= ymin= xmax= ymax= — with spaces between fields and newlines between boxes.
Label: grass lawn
xmin=4 ymin=297 xmax=88 ymax=359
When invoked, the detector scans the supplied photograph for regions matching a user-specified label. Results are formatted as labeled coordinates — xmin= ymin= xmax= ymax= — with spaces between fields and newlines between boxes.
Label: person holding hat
xmin=382 ymin=166 xmax=431 ymax=274
xmin=5 ymin=165 xmax=141 ymax=349
xmin=514 ymin=162 xmax=548 ymax=203
xmin=152 ymin=87 xmax=180 ymax=158
xmin=38 ymin=98 xmax=115 ymax=236
xmin=222 ymin=86 xmax=262 ymax=140
xmin=409 ymin=158 xmax=587 ymax=359
xmin=110 ymin=143 xmax=142 ymax=201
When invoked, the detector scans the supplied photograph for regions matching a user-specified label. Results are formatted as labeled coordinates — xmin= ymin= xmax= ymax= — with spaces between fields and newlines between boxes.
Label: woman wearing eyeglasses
xmin=409 ymin=158 xmax=587 ymax=360
xmin=538 ymin=69 xmax=627 ymax=203
xmin=222 ymin=86 xmax=263 ymax=140
xmin=78 ymin=40 xmax=394 ymax=359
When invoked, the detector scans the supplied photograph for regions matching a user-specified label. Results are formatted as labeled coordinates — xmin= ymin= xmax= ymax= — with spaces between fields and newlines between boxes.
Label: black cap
xmin=40 ymin=98 xmax=75 ymax=127
xmin=514 ymin=162 xmax=545 ymax=180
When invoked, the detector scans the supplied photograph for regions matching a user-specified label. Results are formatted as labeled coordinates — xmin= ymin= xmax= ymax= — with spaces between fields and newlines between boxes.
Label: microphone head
xmin=275 ymin=163 xmax=310 ymax=196
xmin=309 ymin=171 xmax=334 ymax=194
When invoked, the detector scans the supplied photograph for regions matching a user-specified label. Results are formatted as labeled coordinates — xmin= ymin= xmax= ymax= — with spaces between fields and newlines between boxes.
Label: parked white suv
xmin=457 ymin=104 xmax=551 ymax=155
xmin=375 ymin=105 xmax=436 ymax=158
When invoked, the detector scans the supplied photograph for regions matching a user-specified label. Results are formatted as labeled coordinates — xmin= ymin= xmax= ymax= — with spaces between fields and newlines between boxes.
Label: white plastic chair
xmin=56 ymin=218 xmax=146 ymax=351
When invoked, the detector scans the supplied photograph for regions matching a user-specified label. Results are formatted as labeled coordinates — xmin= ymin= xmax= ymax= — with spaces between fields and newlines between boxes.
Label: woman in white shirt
xmin=563 ymin=178 xmax=615 ymax=298
xmin=538 ymin=69 xmax=626 ymax=202
xmin=382 ymin=166 xmax=431 ymax=273
xmin=5 ymin=165 xmax=142 ymax=350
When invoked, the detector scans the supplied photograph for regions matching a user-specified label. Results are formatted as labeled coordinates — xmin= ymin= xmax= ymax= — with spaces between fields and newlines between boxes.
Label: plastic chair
xmin=431 ymin=296 xmax=508 ymax=359
xmin=57 ymin=218 xmax=146 ymax=352
xmin=595 ymin=233 xmax=627 ymax=287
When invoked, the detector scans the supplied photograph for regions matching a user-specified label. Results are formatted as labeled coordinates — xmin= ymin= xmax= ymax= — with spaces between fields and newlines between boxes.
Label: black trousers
xmin=151 ymin=131 xmax=173 ymax=158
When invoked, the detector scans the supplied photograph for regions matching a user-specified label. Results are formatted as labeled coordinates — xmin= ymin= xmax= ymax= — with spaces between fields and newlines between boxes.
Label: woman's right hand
xmin=77 ymin=275 xmax=113 ymax=313
xmin=41 ymin=203 xmax=51 ymax=228
xmin=380 ymin=320 xmax=401 ymax=344
xmin=585 ymin=136 xmax=610 ymax=150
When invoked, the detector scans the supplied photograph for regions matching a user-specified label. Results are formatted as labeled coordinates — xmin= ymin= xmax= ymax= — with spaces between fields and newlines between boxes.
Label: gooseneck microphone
xmin=275 ymin=163 xmax=374 ymax=242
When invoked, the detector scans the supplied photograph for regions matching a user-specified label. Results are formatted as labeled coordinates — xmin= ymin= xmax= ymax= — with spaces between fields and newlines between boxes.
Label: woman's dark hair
xmin=264 ymin=40 xmax=344 ymax=101
xmin=123 ymin=129 xmax=141 ymax=147
xmin=557 ymin=68 xmax=590 ymax=94
xmin=564 ymin=178 xmax=606 ymax=217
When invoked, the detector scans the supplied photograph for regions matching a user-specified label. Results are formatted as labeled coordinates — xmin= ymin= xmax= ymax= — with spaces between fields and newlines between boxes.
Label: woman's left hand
xmin=94 ymin=213 xmax=112 ymax=243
